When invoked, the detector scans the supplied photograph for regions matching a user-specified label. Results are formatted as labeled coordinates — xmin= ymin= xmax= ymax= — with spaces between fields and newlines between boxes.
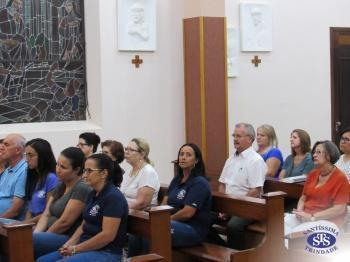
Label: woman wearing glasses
xmin=33 ymin=147 xmax=91 ymax=259
xmin=335 ymin=127 xmax=350 ymax=178
xmin=120 ymin=138 xmax=160 ymax=210
xmin=284 ymin=140 xmax=349 ymax=235
xmin=37 ymin=154 xmax=128 ymax=262
xmin=24 ymin=138 xmax=58 ymax=223
xmin=77 ymin=132 xmax=101 ymax=158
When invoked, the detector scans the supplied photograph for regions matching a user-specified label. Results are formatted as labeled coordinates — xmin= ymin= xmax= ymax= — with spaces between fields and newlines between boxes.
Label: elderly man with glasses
xmin=218 ymin=123 xmax=267 ymax=250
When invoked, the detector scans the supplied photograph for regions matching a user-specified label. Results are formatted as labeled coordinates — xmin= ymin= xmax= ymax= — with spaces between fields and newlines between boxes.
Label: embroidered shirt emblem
xmin=89 ymin=204 xmax=100 ymax=216
xmin=177 ymin=189 xmax=186 ymax=200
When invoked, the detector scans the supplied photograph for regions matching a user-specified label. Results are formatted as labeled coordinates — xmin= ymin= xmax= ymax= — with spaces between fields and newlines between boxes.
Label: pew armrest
xmin=128 ymin=253 xmax=164 ymax=262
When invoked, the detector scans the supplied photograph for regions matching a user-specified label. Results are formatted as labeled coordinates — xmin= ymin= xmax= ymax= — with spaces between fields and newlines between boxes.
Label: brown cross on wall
xmin=132 ymin=55 xmax=143 ymax=68
xmin=251 ymin=56 xmax=261 ymax=67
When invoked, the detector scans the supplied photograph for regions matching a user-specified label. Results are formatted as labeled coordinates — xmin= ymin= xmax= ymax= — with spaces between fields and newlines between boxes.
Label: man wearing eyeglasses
xmin=0 ymin=133 xmax=27 ymax=220
xmin=218 ymin=123 xmax=267 ymax=250
xmin=335 ymin=127 xmax=350 ymax=178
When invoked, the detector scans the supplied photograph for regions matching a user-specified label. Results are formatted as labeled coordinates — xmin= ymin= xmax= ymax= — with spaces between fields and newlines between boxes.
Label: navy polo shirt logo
xmin=177 ymin=189 xmax=186 ymax=200
xmin=89 ymin=204 xmax=100 ymax=216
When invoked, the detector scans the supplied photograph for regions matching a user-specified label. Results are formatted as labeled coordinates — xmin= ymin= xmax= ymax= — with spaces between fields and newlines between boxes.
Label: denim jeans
xmin=128 ymin=220 xmax=202 ymax=257
xmin=37 ymin=251 xmax=121 ymax=262
xmin=33 ymin=232 xmax=69 ymax=258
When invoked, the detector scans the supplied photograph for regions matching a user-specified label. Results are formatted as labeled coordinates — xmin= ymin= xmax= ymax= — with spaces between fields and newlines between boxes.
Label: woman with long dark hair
xmin=37 ymin=154 xmax=128 ymax=262
xmin=24 ymin=138 xmax=58 ymax=223
xmin=162 ymin=143 xmax=212 ymax=247
xmin=128 ymin=143 xmax=212 ymax=256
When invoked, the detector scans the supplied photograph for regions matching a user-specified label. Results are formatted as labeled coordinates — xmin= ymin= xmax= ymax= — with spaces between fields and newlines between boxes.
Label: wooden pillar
xmin=183 ymin=17 xmax=228 ymax=178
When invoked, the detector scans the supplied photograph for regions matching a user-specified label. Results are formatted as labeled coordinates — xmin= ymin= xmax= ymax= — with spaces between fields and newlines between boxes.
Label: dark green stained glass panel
xmin=0 ymin=0 xmax=86 ymax=124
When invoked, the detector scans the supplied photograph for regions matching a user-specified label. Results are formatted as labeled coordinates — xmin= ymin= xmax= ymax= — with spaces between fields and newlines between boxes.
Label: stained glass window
xmin=0 ymin=0 xmax=86 ymax=124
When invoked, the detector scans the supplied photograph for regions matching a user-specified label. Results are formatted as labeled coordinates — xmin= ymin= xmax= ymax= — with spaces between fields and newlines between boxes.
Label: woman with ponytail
xmin=37 ymin=154 xmax=128 ymax=262
xmin=120 ymin=138 xmax=160 ymax=210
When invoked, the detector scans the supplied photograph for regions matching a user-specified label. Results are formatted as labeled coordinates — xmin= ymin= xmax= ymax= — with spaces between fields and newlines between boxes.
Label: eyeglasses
xmin=340 ymin=137 xmax=350 ymax=143
xmin=124 ymin=147 xmax=140 ymax=153
xmin=231 ymin=134 xmax=249 ymax=139
xmin=77 ymin=143 xmax=89 ymax=147
xmin=313 ymin=150 xmax=325 ymax=155
xmin=82 ymin=168 xmax=103 ymax=174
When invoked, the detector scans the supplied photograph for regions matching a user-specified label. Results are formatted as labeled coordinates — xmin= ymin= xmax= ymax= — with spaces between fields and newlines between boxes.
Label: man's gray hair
xmin=10 ymin=133 xmax=26 ymax=148
xmin=235 ymin=123 xmax=256 ymax=141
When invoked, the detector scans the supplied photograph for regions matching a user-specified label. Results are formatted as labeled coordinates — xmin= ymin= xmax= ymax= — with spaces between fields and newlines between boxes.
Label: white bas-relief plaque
xmin=118 ymin=0 xmax=156 ymax=51
xmin=240 ymin=2 xmax=272 ymax=52
xmin=227 ymin=27 xmax=239 ymax=77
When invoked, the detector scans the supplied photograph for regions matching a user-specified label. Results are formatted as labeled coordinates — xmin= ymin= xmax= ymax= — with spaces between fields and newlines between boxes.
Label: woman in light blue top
xmin=24 ymin=138 xmax=58 ymax=223
xmin=279 ymin=129 xmax=314 ymax=179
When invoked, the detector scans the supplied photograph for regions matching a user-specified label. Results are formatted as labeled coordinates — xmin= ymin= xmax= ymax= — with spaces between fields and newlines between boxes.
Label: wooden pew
xmin=173 ymin=191 xmax=288 ymax=262
xmin=128 ymin=206 xmax=173 ymax=262
xmin=0 ymin=207 xmax=172 ymax=262
xmin=264 ymin=177 xmax=303 ymax=199
xmin=129 ymin=253 xmax=165 ymax=261
xmin=0 ymin=221 xmax=34 ymax=262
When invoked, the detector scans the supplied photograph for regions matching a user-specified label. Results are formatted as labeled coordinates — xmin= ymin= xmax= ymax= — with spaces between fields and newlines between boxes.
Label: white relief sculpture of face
xmin=250 ymin=7 xmax=262 ymax=27
xmin=130 ymin=4 xmax=145 ymax=24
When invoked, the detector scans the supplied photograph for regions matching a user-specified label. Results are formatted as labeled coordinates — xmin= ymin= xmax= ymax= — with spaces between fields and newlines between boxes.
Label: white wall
xmin=225 ymin=0 xmax=350 ymax=157
xmin=0 ymin=0 xmax=185 ymax=184
xmin=97 ymin=0 xmax=185 ymax=182
xmin=2 ymin=0 xmax=350 ymax=182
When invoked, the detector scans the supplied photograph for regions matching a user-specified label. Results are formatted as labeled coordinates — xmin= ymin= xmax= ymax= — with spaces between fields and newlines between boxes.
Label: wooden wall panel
xmin=183 ymin=17 xmax=228 ymax=178
xmin=183 ymin=18 xmax=202 ymax=148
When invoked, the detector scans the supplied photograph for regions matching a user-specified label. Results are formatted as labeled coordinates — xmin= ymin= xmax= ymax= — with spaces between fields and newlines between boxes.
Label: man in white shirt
xmin=219 ymin=123 xmax=267 ymax=249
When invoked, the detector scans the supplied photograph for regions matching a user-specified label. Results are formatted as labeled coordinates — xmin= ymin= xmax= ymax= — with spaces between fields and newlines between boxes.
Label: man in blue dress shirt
xmin=0 ymin=133 xmax=27 ymax=220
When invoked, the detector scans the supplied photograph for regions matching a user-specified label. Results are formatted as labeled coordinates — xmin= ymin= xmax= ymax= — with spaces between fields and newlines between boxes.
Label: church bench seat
xmin=128 ymin=205 xmax=173 ymax=262
xmin=173 ymin=191 xmax=288 ymax=262
xmin=174 ymin=242 xmax=236 ymax=262
xmin=129 ymin=253 xmax=165 ymax=261
xmin=0 ymin=221 xmax=34 ymax=262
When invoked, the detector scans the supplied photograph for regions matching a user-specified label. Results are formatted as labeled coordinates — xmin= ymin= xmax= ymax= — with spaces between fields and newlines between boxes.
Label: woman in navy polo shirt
xmin=128 ymin=143 xmax=212 ymax=256
xmin=37 ymin=154 xmax=128 ymax=262
xmin=163 ymin=143 xmax=212 ymax=247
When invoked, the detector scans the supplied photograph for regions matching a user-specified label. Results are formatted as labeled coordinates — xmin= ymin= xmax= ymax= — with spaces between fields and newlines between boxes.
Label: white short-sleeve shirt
xmin=219 ymin=146 xmax=267 ymax=196
xmin=120 ymin=163 xmax=160 ymax=206
xmin=335 ymin=154 xmax=350 ymax=178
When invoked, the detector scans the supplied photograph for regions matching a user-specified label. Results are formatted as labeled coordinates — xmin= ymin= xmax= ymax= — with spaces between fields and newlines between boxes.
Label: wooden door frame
xmin=330 ymin=27 xmax=350 ymax=141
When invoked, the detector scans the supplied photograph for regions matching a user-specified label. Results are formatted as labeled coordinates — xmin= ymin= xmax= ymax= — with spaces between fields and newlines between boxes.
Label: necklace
xmin=320 ymin=166 xmax=334 ymax=177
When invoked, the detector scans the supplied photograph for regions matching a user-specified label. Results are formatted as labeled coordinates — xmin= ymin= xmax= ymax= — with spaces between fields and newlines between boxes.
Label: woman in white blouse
xmin=335 ymin=127 xmax=350 ymax=178
xmin=120 ymin=138 xmax=160 ymax=209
